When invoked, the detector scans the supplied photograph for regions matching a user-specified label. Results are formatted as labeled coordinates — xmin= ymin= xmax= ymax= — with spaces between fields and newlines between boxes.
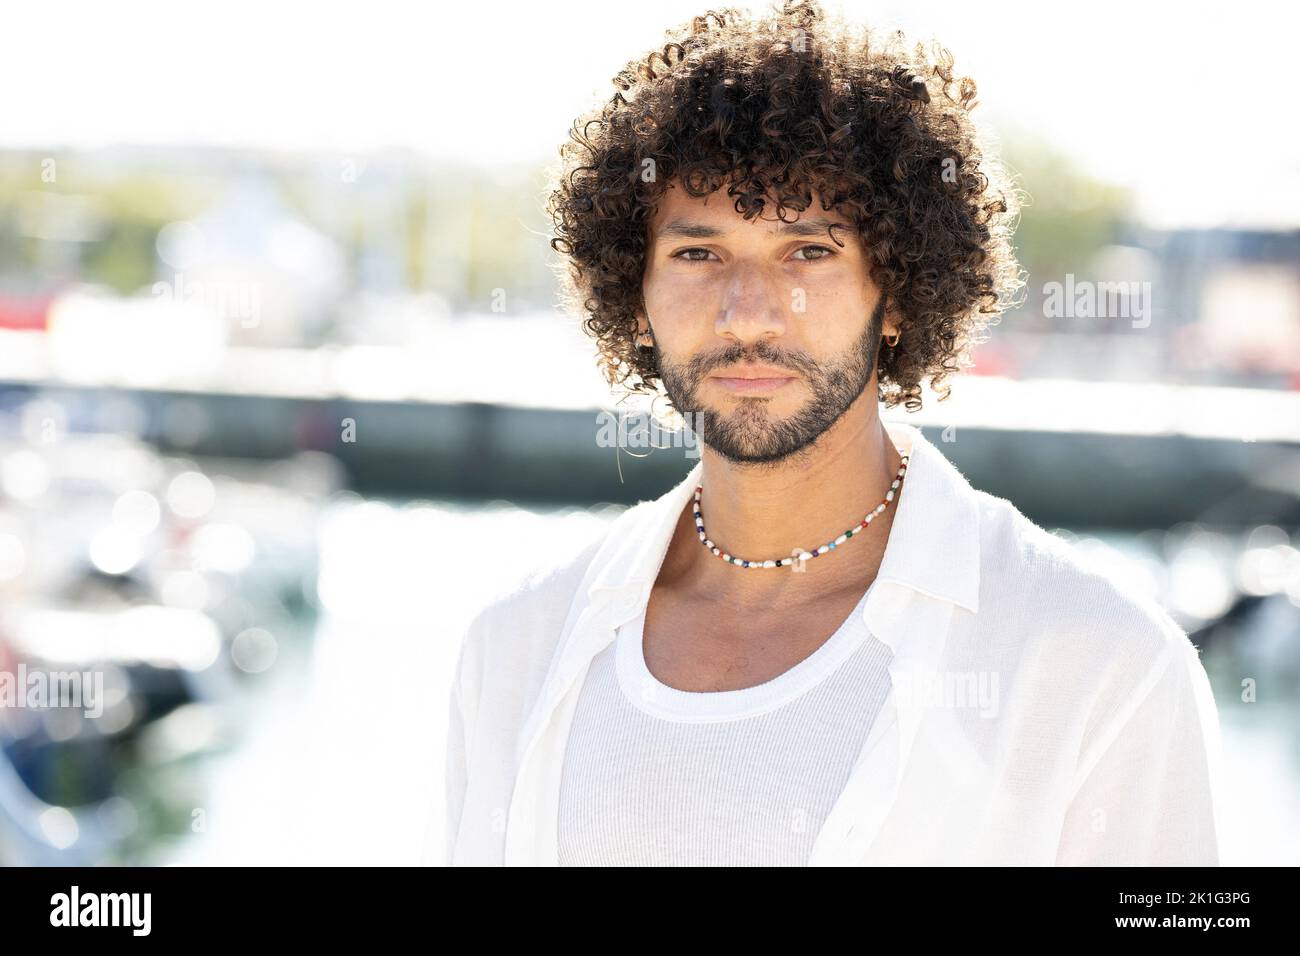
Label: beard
xmin=655 ymin=297 xmax=885 ymax=466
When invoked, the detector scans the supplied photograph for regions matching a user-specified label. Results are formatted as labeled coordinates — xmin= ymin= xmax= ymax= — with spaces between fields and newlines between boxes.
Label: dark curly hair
xmin=547 ymin=0 xmax=1024 ymax=412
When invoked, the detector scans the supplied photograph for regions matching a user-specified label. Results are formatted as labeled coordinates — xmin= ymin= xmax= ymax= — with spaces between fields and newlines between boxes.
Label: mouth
xmin=708 ymin=367 xmax=799 ymax=395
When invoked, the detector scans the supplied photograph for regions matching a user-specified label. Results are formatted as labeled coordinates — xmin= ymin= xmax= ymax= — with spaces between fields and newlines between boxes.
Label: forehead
xmin=648 ymin=183 xmax=856 ymax=240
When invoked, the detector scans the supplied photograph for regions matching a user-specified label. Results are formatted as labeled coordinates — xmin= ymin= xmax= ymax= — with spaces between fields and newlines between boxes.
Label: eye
xmin=671 ymin=247 xmax=717 ymax=263
xmin=792 ymin=244 xmax=836 ymax=261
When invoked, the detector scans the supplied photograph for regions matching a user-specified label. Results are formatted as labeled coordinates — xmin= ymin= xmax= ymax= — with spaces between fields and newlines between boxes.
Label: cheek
xmin=797 ymin=316 xmax=858 ymax=356
xmin=796 ymin=282 xmax=876 ymax=345
xmin=643 ymin=270 xmax=711 ymax=335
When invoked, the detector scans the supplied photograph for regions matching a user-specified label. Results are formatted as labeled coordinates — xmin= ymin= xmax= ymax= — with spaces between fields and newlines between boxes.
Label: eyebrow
xmin=655 ymin=216 xmax=855 ymax=241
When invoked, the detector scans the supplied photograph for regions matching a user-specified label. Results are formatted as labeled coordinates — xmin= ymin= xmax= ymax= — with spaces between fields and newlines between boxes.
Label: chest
xmin=640 ymin=586 xmax=871 ymax=692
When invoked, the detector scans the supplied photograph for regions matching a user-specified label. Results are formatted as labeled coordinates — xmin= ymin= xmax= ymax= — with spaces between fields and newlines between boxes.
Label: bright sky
xmin=6 ymin=0 xmax=1296 ymax=229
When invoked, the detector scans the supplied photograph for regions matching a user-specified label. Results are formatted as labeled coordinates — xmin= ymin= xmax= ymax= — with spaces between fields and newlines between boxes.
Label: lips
xmin=708 ymin=366 xmax=798 ymax=394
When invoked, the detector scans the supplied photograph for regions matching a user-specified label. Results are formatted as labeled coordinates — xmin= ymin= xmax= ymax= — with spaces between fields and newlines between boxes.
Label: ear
xmin=880 ymin=299 xmax=902 ymax=339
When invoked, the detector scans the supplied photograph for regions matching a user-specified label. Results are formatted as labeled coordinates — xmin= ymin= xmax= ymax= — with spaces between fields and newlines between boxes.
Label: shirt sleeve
xmin=439 ymin=619 xmax=480 ymax=867
xmin=1055 ymin=625 xmax=1225 ymax=866
xmin=443 ymin=664 xmax=468 ymax=866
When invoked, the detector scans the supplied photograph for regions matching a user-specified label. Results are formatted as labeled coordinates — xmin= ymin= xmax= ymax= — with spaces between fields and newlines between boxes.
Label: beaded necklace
xmin=692 ymin=449 xmax=908 ymax=568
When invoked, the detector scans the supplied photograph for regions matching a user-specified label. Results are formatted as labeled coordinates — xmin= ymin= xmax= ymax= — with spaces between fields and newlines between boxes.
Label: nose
xmin=715 ymin=267 xmax=787 ymax=346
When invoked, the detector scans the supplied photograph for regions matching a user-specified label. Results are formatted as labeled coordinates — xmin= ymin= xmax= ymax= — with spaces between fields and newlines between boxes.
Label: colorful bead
xmin=692 ymin=447 xmax=907 ymax=570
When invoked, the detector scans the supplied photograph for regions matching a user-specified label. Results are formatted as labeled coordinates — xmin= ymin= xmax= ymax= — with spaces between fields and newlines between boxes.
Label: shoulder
xmin=966 ymin=488 xmax=1215 ymax=763
xmin=457 ymin=526 xmax=606 ymax=681
xmin=452 ymin=495 xmax=660 ymax=695
xmin=969 ymin=487 xmax=1190 ymax=672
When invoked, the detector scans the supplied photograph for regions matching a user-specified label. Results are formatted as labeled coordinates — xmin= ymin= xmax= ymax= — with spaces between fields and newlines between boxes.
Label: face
xmin=640 ymin=181 xmax=893 ymax=465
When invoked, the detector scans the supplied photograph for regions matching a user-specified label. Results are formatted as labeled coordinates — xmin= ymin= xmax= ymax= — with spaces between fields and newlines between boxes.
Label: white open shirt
xmin=443 ymin=420 xmax=1226 ymax=866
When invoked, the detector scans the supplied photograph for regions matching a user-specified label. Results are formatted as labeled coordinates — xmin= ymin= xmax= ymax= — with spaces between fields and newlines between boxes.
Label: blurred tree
xmin=997 ymin=126 xmax=1135 ymax=330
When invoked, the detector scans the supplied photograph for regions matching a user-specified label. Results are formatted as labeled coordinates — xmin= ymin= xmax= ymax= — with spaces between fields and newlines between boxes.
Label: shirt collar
xmin=586 ymin=421 xmax=982 ymax=634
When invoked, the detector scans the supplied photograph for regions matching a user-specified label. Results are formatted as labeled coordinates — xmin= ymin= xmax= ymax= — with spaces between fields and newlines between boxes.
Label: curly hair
xmin=547 ymin=0 xmax=1024 ymax=412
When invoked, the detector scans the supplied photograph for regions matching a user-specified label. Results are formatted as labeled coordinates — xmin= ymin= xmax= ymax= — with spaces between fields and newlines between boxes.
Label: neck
xmin=663 ymin=390 xmax=911 ymax=600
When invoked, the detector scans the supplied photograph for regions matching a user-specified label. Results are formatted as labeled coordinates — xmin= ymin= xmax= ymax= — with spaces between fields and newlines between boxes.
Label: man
xmin=443 ymin=1 xmax=1224 ymax=866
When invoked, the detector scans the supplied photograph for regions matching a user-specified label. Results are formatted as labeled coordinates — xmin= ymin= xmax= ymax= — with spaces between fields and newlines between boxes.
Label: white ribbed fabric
xmin=556 ymin=582 xmax=893 ymax=866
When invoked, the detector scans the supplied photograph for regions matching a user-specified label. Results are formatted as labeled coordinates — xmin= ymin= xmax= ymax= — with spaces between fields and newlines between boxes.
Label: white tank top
xmin=557 ymin=582 xmax=893 ymax=866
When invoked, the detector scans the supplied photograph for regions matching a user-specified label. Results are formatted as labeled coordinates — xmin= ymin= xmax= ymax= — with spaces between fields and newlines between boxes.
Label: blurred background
xmin=1 ymin=0 xmax=1297 ymax=865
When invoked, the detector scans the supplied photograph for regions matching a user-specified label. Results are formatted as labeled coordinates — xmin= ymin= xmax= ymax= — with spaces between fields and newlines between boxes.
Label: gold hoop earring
xmin=636 ymin=330 xmax=655 ymax=350
xmin=884 ymin=331 xmax=900 ymax=348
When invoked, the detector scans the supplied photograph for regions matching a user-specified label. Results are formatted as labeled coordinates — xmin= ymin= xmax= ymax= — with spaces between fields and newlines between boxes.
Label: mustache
xmin=683 ymin=341 xmax=816 ymax=380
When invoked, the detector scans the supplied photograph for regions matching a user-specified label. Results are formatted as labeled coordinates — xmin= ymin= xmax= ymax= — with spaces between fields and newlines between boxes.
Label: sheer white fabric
xmin=444 ymin=421 xmax=1225 ymax=866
